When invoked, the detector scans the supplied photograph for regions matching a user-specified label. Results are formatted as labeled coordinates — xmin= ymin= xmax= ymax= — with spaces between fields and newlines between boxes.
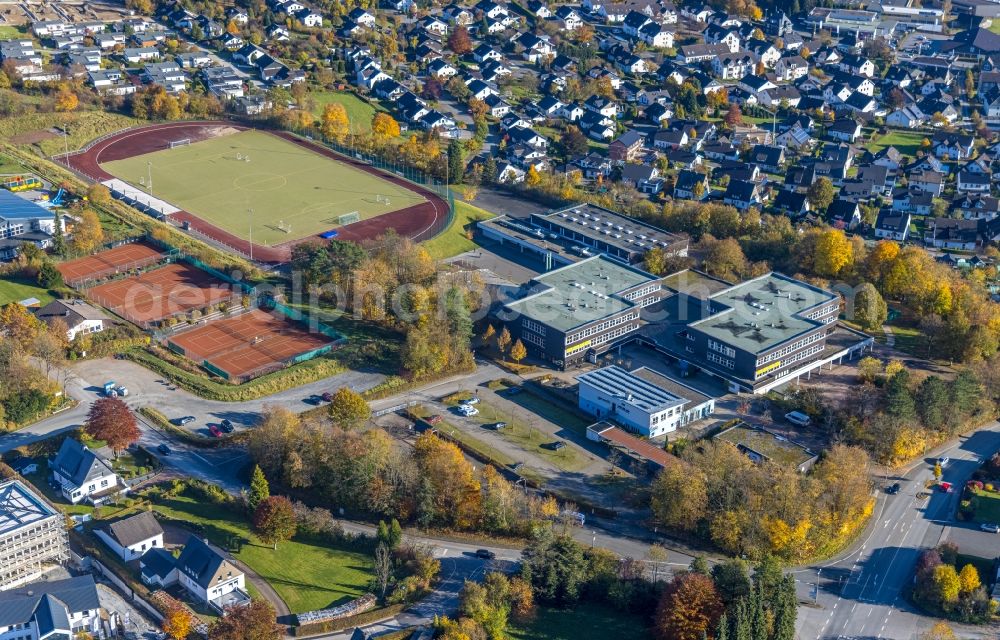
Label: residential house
xmin=909 ymin=169 xmax=945 ymax=196
xmin=96 ymin=511 xmax=164 ymax=562
xmin=0 ymin=576 xmax=112 ymax=639
xmin=609 ymin=130 xmax=645 ymax=162
xmin=50 ymin=438 xmax=125 ymax=505
xmin=891 ymin=187 xmax=934 ymax=216
xmin=747 ymin=144 xmax=785 ymax=173
xmin=827 ymin=118 xmax=863 ymax=143
xmin=924 ymin=218 xmax=982 ymax=250
xmin=957 ymin=169 xmax=992 ymax=193
xmin=874 ymin=210 xmax=911 ymax=241
xmin=932 ymin=132 xmax=975 ymax=160
xmin=886 ymin=105 xmax=926 ymax=128
xmin=674 ymin=169 xmax=709 ymax=200
xmin=724 ymin=179 xmax=763 ymax=211
xmin=33 ymin=299 xmax=107 ymax=341
xmin=826 ymin=199 xmax=861 ymax=229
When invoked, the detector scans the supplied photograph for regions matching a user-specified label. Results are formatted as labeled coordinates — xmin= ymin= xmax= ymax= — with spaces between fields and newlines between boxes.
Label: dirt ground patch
xmin=10 ymin=130 xmax=58 ymax=145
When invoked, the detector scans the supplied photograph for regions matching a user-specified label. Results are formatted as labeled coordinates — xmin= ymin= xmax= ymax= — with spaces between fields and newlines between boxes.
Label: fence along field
xmin=85 ymin=262 xmax=236 ymax=327
xmin=166 ymin=308 xmax=337 ymax=382
xmin=98 ymin=129 xmax=426 ymax=247
xmin=56 ymin=240 xmax=167 ymax=287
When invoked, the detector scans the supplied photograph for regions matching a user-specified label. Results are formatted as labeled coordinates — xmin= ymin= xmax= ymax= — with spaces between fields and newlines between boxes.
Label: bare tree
xmin=373 ymin=543 xmax=393 ymax=600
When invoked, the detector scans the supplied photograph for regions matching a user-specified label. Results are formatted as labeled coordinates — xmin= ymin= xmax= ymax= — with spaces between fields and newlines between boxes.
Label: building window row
xmin=566 ymin=311 xmax=638 ymax=344
xmin=523 ymin=319 xmax=547 ymax=336
xmin=755 ymin=331 xmax=824 ymax=367
xmin=707 ymin=351 xmax=735 ymax=369
xmin=805 ymin=304 xmax=839 ymax=320
xmin=522 ymin=331 xmax=545 ymax=348
xmin=590 ymin=323 xmax=636 ymax=346
xmin=708 ymin=339 xmax=736 ymax=358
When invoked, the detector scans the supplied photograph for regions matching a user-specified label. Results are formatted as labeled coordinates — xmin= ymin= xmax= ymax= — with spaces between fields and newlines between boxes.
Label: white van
xmin=784 ymin=411 xmax=811 ymax=427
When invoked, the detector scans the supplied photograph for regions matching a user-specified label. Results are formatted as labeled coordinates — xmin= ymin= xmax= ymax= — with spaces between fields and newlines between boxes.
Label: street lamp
xmin=146 ymin=161 xmax=153 ymax=197
xmin=248 ymin=208 xmax=253 ymax=262
xmin=757 ymin=106 xmax=778 ymax=141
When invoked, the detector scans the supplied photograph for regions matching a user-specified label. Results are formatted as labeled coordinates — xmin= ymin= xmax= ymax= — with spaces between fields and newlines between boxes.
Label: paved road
xmin=793 ymin=423 xmax=1000 ymax=640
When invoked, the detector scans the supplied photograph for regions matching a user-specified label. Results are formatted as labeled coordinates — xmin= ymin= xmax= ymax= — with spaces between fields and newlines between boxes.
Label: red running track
xmin=66 ymin=121 xmax=451 ymax=263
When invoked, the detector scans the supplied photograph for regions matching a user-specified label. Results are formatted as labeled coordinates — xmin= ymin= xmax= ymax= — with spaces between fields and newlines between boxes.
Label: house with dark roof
xmin=932 ymin=132 xmax=975 ymax=160
xmin=827 ymin=118 xmax=863 ymax=143
xmin=891 ymin=187 xmax=934 ymax=216
xmin=0 ymin=575 xmax=111 ymax=639
xmin=875 ymin=209 xmax=911 ymax=241
xmin=826 ymin=199 xmax=861 ymax=229
xmin=955 ymin=194 xmax=1000 ymax=220
xmin=609 ymin=129 xmax=645 ymax=162
xmin=924 ymin=218 xmax=982 ymax=250
xmin=175 ymin=535 xmax=248 ymax=610
xmin=50 ymin=438 xmax=124 ymax=505
xmin=772 ymin=190 xmax=809 ymax=216
xmin=673 ymin=169 xmax=709 ymax=200
xmin=747 ymin=144 xmax=785 ymax=173
xmin=95 ymin=511 xmax=164 ymax=562
xmin=724 ymin=179 xmax=763 ymax=211
xmin=33 ymin=299 xmax=109 ymax=342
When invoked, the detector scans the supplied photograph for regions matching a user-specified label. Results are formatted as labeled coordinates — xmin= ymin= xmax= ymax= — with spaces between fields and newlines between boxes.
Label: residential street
xmin=793 ymin=423 xmax=1000 ymax=640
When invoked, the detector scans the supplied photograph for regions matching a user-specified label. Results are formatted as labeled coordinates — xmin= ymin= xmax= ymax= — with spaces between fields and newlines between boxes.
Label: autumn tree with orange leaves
xmin=655 ymin=572 xmax=723 ymax=640
xmin=85 ymin=397 xmax=141 ymax=457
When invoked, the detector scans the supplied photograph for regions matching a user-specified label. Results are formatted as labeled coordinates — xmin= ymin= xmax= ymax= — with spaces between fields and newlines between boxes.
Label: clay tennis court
xmin=87 ymin=262 xmax=235 ymax=324
xmin=58 ymin=241 xmax=166 ymax=286
xmin=167 ymin=308 xmax=334 ymax=379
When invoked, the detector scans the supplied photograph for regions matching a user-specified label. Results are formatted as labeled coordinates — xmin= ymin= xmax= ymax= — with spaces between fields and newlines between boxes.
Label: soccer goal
xmin=338 ymin=211 xmax=360 ymax=225
xmin=169 ymin=138 xmax=191 ymax=149
xmin=375 ymin=194 xmax=392 ymax=206
xmin=235 ymin=153 xmax=251 ymax=162
xmin=276 ymin=220 xmax=292 ymax=234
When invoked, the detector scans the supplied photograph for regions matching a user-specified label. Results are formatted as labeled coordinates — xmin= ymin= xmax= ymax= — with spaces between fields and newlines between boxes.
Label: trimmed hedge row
xmin=292 ymin=603 xmax=407 ymax=637
xmin=124 ymin=348 xmax=346 ymax=401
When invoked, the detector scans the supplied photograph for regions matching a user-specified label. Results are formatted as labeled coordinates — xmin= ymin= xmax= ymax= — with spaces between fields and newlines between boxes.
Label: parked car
xmin=457 ymin=405 xmax=479 ymax=417
xmin=489 ymin=422 xmax=508 ymax=430
xmin=177 ymin=416 xmax=195 ymax=426
xmin=220 ymin=419 xmax=234 ymax=433
xmin=545 ymin=441 xmax=566 ymax=451
xmin=209 ymin=425 xmax=222 ymax=437
xmin=475 ymin=549 xmax=496 ymax=560
xmin=321 ymin=391 xmax=333 ymax=402
xmin=886 ymin=482 xmax=901 ymax=494
xmin=460 ymin=396 xmax=480 ymax=405
xmin=157 ymin=444 xmax=171 ymax=455
xmin=937 ymin=456 xmax=950 ymax=467
xmin=979 ymin=523 xmax=1000 ymax=533
xmin=938 ymin=482 xmax=953 ymax=493
xmin=426 ymin=415 xmax=444 ymax=425
xmin=784 ymin=411 xmax=811 ymax=427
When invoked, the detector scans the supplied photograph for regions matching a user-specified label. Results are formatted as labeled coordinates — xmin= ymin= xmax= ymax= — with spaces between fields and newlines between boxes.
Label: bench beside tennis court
xmin=167 ymin=308 xmax=335 ymax=380
xmin=58 ymin=241 xmax=166 ymax=286
xmin=87 ymin=262 xmax=236 ymax=325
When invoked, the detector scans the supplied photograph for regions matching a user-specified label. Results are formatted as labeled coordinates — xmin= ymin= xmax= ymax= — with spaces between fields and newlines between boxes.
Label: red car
xmin=938 ymin=482 xmax=953 ymax=493
xmin=209 ymin=425 xmax=223 ymax=437
xmin=426 ymin=415 xmax=443 ymax=425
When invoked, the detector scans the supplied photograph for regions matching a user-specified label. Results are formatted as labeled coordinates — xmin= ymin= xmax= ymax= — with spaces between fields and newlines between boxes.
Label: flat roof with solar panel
xmin=530 ymin=204 xmax=688 ymax=264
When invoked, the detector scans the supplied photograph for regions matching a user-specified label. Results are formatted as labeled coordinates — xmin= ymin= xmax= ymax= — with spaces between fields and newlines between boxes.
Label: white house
xmin=33 ymin=299 xmax=108 ymax=342
xmin=176 ymin=536 xmax=248 ymax=610
xmin=96 ymin=511 xmax=165 ymax=562
xmin=50 ymin=438 xmax=125 ymax=505
xmin=0 ymin=576 xmax=113 ymax=639
xmin=577 ymin=366 xmax=714 ymax=438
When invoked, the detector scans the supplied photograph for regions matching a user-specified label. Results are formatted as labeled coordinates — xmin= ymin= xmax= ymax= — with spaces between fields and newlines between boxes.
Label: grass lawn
xmin=0 ymin=110 xmax=144 ymax=156
xmin=0 ymin=25 xmax=25 ymax=40
xmin=990 ymin=19 xmax=1000 ymax=34
xmin=422 ymin=199 xmax=495 ymax=259
xmin=100 ymin=129 xmax=424 ymax=246
xmin=509 ymin=388 xmax=592 ymax=437
xmin=309 ymin=90 xmax=383 ymax=134
xmin=970 ymin=488 xmax=1000 ymax=524
xmin=0 ymin=152 xmax=29 ymax=174
xmin=152 ymin=493 xmax=373 ymax=614
xmin=885 ymin=323 xmax=927 ymax=357
xmin=24 ymin=463 xmax=95 ymax=517
xmin=0 ymin=277 xmax=55 ymax=307
xmin=865 ymin=129 xmax=928 ymax=159
xmin=464 ymin=400 xmax=590 ymax=473
xmin=509 ymin=604 xmax=652 ymax=640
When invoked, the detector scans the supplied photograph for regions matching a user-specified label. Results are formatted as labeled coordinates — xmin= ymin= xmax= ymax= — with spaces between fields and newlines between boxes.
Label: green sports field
xmin=99 ymin=129 xmax=424 ymax=246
